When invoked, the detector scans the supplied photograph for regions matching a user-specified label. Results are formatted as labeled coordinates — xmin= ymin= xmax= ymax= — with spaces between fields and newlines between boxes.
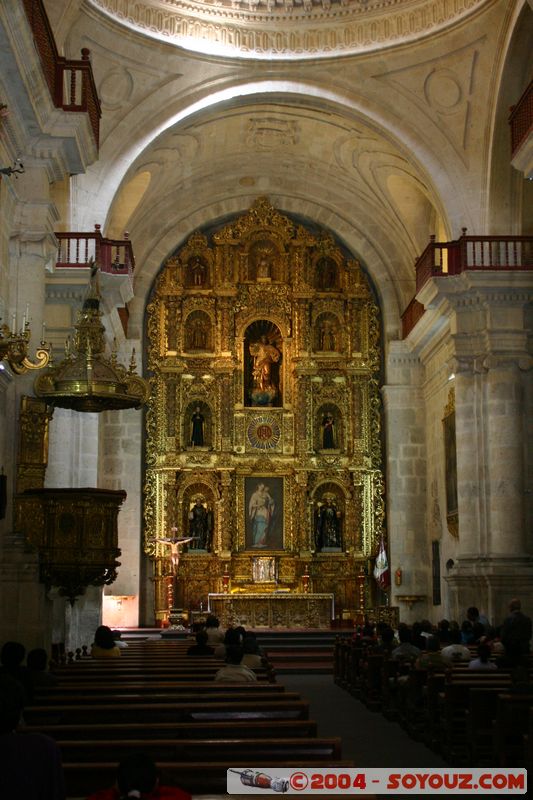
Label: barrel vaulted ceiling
xmin=45 ymin=0 xmax=526 ymax=336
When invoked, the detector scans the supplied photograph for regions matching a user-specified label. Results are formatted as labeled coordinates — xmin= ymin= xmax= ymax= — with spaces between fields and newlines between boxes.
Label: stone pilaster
xmin=382 ymin=341 xmax=429 ymax=621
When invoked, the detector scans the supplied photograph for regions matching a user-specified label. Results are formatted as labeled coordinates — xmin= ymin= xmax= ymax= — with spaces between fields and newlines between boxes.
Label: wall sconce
xmin=0 ymin=159 xmax=25 ymax=177
xmin=395 ymin=567 xmax=402 ymax=586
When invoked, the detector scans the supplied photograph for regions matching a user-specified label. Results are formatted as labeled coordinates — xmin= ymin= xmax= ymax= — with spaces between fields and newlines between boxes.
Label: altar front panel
xmin=208 ymin=593 xmax=334 ymax=629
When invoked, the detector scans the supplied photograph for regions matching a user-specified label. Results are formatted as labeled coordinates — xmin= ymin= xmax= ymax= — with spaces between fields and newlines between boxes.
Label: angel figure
xmin=156 ymin=527 xmax=197 ymax=573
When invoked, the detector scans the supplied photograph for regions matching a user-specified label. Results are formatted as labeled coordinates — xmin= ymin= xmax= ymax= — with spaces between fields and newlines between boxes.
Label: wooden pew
xmin=24 ymin=697 xmax=310 ymax=725
xmin=35 ymin=681 xmax=285 ymax=696
xmin=63 ymin=758 xmax=356 ymax=796
xmin=31 ymin=689 xmax=302 ymax=706
xmin=57 ymin=735 xmax=343 ymax=763
xmin=23 ymin=717 xmax=319 ymax=741
xmin=492 ymin=693 xmax=533 ymax=767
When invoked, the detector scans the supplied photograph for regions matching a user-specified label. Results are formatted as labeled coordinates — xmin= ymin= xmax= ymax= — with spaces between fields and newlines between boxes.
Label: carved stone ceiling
xmin=89 ymin=0 xmax=489 ymax=59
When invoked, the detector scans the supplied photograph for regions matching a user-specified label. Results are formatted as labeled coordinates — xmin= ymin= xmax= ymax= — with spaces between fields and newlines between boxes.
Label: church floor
xmin=278 ymin=675 xmax=476 ymax=800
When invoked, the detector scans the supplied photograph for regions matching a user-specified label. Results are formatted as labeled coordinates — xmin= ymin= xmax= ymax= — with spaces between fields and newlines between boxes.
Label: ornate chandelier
xmin=34 ymin=263 xmax=149 ymax=412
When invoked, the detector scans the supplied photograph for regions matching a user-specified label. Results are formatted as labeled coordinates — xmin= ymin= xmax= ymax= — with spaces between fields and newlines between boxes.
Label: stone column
xmin=382 ymin=342 xmax=428 ymax=622
xmin=484 ymin=358 xmax=526 ymax=554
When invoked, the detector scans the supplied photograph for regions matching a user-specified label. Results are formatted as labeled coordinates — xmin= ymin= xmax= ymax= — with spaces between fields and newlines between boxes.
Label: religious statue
xmin=248 ymin=483 xmax=275 ymax=548
xmin=189 ymin=318 xmax=208 ymax=350
xmin=190 ymin=406 xmax=205 ymax=447
xmin=318 ymin=257 xmax=337 ymax=290
xmin=188 ymin=256 xmax=206 ymax=286
xmin=321 ymin=412 xmax=335 ymax=449
xmin=249 ymin=334 xmax=281 ymax=405
xmin=315 ymin=496 xmax=342 ymax=551
xmin=188 ymin=497 xmax=213 ymax=550
xmin=156 ymin=528 xmax=197 ymax=573
xmin=319 ymin=319 xmax=336 ymax=351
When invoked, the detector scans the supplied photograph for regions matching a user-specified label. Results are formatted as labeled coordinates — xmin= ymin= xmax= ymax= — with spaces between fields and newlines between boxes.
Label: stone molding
xmin=89 ymin=0 xmax=487 ymax=59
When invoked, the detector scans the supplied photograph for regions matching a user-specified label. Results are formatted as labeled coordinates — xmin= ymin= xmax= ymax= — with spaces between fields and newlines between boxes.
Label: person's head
xmin=225 ymin=645 xmax=244 ymax=665
xmin=0 ymin=674 xmax=25 ymax=734
xmin=381 ymin=627 xmax=395 ymax=646
xmin=509 ymin=598 xmax=521 ymax=612
xmin=116 ymin=753 xmax=158 ymax=798
xmin=224 ymin=628 xmax=241 ymax=647
xmin=426 ymin=636 xmax=440 ymax=653
xmin=467 ymin=606 xmax=480 ymax=622
xmin=397 ymin=625 xmax=412 ymax=644
xmin=93 ymin=625 xmax=116 ymax=650
xmin=448 ymin=628 xmax=462 ymax=645
xmin=1 ymin=641 xmax=26 ymax=669
xmin=477 ymin=643 xmax=492 ymax=663
xmin=243 ymin=633 xmax=260 ymax=654
xmin=196 ymin=630 xmax=209 ymax=646
xmin=205 ymin=615 xmax=219 ymax=629
xmin=27 ymin=648 xmax=48 ymax=672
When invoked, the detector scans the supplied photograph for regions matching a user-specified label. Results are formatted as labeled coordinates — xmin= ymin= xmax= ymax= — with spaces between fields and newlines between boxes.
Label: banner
xmin=373 ymin=535 xmax=390 ymax=589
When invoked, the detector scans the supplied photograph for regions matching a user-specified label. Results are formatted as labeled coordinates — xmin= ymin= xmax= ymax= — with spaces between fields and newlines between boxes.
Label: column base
xmin=445 ymin=555 xmax=533 ymax=626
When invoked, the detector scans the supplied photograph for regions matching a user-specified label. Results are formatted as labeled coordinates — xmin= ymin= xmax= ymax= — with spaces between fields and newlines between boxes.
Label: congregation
xmin=0 ymin=601 xmax=531 ymax=799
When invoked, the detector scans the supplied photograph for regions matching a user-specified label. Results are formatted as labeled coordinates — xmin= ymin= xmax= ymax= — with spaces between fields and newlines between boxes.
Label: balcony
xmin=402 ymin=231 xmax=533 ymax=337
xmin=54 ymin=228 xmax=135 ymax=326
xmin=22 ymin=0 xmax=101 ymax=149
xmin=56 ymin=226 xmax=134 ymax=276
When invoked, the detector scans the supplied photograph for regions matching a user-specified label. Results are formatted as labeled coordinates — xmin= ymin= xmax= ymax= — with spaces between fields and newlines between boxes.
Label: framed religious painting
xmin=442 ymin=388 xmax=458 ymax=537
xmin=244 ymin=476 xmax=284 ymax=550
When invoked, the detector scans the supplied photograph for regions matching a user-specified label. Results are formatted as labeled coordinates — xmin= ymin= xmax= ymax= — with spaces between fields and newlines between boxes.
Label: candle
xmin=41 ymin=322 xmax=46 ymax=343
xmin=11 ymin=313 xmax=16 ymax=335
xmin=24 ymin=303 xmax=29 ymax=328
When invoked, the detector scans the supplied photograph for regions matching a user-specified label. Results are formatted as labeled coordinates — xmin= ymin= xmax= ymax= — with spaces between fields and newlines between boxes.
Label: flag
xmin=373 ymin=536 xmax=390 ymax=590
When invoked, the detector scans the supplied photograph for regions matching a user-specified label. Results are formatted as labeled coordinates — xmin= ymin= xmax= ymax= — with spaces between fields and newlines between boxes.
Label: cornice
xmin=88 ymin=0 xmax=489 ymax=59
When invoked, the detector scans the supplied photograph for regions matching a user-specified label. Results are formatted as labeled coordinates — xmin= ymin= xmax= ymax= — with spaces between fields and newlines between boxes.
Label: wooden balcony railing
xmin=22 ymin=0 xmax=101 ymax=148
xmin=509 ymin=79 xmax=533 ymax=158
xmin=402 ymin=231 xmax=533 ymax=337
xmin=56 ymin=226 xmax=134 ymax=275
xmin=401 ymin=298 xmax=425 ymax=339
xmin=416 ymin=230 xmax=533 ymax=293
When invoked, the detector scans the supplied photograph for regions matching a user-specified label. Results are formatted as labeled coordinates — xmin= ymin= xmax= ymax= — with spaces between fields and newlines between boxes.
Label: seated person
xmin=440 ymin=628 xmax=471 ymax=662
xmin=241 ymin=633 xmax=264 ymax=668
xmin=204 ymin=615 xmax=225 ymax=645
xmin=214 ymin=646 xmax=258 ymax=683
xmin=186 ymin=630 xmax=214 ymax=656
xmin=0 ymin=674 xmax=66 ymax=800
xmin=391 ymin=625 xmax=420 ymax=663
xmin=469 ymin=642 xmax=497 ymax=670
xmin=26 ymin=648 xmax=58 ymax=688
xmin=111 ymin=630 xmax=129 ymax=649
xmin=86 ymin=752 xmax=191 ymax=800
xmin=414 ymin=636 xmax=451 ymax=670
xmin=0 ymin=641 xmax=33 ymax=702
xmin=214 ymin=626 xmax=241 ymax=659
xmin=91 ymin=625 xmax=121 ymax=658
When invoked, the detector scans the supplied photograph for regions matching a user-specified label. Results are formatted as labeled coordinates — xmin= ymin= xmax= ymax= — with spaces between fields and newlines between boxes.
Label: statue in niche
xmin=188 ymin=256 xmax=207 ymax=286
xmin=188 ymin=317 xmax=208 ymax=350
xmin=249 ymin=335 xmax=281 ymax=406
xmin=317 ymin=257 xmax=337 ymax=290
xmin=319 ymin=319 xmax=336 ymax=351
xmin=321 ymin=411 xmax=336 ymax=449
xmin=251 ymin=241 xmax=276 ymax=281
xmin=190 ymin=406 xmax=205 ymax=447
xmin=188 ymin=496 xmax=213 ymax=551
xmin=315 ymin=494 xmax=342 ymax=551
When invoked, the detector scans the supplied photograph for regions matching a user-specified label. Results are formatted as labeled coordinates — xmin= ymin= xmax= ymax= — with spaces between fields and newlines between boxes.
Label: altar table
xmin=207 ymin=592 xmax=335 ymax=629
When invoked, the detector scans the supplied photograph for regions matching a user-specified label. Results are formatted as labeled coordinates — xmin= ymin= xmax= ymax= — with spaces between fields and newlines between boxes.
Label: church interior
xmin=0 ymin=0 xmax=532 ymax=657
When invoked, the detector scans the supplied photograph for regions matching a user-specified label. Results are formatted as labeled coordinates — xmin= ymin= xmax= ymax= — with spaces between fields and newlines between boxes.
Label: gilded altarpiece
xmin=145 ymin=198 xmax=385 ymax=624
